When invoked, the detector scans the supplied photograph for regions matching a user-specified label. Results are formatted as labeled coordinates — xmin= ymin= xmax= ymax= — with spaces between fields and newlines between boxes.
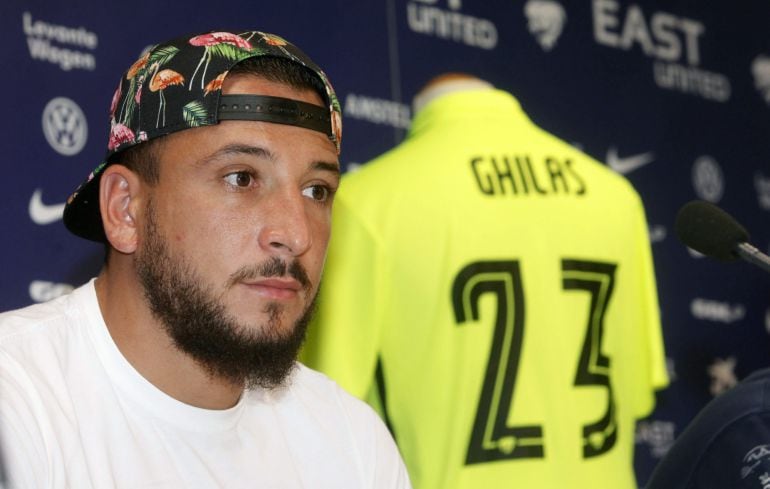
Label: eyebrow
xmin=314 ymin=161 xmax=341 ymax=177
xmin=201 ymin=143 xmax=276 ymax=164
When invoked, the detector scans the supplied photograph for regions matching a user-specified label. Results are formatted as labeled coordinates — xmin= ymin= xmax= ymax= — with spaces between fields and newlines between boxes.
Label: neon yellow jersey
xmin=302 ymin=89 xmax=668 ymax=489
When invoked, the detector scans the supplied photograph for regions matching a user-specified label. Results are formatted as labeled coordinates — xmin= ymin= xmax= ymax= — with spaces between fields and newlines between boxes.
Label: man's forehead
xmin=159 ymin=122 xmax=339 ymax=171
xmin=198 ymin=142 xmax=335 ymax=167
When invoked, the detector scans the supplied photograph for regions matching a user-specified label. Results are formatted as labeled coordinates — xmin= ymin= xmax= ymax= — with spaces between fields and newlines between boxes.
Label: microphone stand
xmin=735 ymin=242 xmax=770 ymax=274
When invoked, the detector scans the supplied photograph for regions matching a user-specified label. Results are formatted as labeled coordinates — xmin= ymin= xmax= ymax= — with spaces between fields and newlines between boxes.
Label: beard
xmin=135 ymin=200 xmax=315 ymax=391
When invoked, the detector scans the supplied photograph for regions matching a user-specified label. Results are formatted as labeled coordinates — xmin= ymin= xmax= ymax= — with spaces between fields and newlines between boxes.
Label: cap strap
xmin=218 ymin=95 xmax=332 ymax=137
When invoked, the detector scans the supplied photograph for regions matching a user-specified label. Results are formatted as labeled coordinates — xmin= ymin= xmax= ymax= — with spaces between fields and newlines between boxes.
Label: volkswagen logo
xmin=41 ymin=97 xmax=88 ymax=156
xmin=692 ymin=155 xmax=724 ymax=203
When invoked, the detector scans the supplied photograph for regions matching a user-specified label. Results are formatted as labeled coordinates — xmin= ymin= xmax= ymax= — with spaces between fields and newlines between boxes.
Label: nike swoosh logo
xmin=687 ymin=247 xmax=705 ymax=259
xmin=606 ymin=147 xmax=655 ymax=174
xmin=29 ymin=189 xmax=65 ymax=225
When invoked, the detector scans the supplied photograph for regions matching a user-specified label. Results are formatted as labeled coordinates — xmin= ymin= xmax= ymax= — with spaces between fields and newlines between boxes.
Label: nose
xmin=257 ymin=190 xmax=312 ymax=256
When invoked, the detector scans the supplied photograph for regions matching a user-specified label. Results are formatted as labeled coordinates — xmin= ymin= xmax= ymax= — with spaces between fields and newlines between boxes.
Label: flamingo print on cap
xmin=149 ymin=69 xmax=185 ymax=127
xmin=188 ymin=32 xmax=253 ymax=90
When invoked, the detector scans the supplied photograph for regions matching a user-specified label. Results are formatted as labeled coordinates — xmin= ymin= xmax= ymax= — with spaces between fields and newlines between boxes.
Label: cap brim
xmin=63 ymin=169 xmax=108 ymax=242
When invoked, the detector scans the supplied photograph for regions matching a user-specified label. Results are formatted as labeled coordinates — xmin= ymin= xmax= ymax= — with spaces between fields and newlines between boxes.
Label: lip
xmin=240 ymin=278 xmax=302 ymax=300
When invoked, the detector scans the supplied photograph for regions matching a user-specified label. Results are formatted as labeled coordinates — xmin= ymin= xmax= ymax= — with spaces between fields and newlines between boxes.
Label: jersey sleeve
xmin=301 ymin=193 xmax=387 ymax=400
xmin=630 ymin=192 xmax=670 ymax=418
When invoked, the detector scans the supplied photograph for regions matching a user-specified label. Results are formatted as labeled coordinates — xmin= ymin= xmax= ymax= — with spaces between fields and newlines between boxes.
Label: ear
xmin=100 ymin=164 xmax=144 ymax=254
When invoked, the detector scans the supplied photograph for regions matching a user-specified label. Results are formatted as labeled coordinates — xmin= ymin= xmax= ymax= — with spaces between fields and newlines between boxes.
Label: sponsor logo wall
xmin=2 ymin=1 xmax=769 ymax=485
xmin=23 ymin=12 xmax=98 ymax=72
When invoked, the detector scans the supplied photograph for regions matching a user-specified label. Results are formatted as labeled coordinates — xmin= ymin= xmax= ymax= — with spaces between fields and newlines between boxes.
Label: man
xmin=302 ymin=73 xmax=669 ymax=488
xmin=0 ymin=30 xmax=410 ymax=488
xmin=645 ymin=368 xmax=770 ymax=488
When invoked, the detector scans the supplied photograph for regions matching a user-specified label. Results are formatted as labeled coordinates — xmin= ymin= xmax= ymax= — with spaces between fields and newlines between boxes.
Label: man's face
xmin=134 ymin=74 xmax=340 ymax=388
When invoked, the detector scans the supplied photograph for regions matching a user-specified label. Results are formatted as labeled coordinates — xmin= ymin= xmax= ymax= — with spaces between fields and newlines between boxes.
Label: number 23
xmin=451 ymin=259 xmax=617 ymax=465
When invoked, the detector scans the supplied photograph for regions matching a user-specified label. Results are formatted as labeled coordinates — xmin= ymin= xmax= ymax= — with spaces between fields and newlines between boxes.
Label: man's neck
xmin=412 ymin=76 xmax=493 ymax=114
xmin=94 ymin=266 xmax=244 ymax=410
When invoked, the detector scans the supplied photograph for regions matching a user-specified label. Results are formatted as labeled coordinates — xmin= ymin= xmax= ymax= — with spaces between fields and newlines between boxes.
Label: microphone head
xmin=674 ymin=200 xmax=750 ymax=261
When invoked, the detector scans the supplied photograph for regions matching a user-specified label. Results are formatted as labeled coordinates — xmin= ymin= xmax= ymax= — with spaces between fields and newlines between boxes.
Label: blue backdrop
xmin=2 ymin=1 xmax=769 ymax=485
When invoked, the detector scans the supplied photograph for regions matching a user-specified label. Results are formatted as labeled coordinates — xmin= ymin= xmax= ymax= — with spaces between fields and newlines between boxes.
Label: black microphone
xmin=674 ymin=200 xmax=770 ymax=273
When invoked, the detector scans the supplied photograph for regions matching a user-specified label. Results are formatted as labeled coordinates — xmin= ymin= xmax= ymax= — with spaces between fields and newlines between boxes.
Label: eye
xmin=223 ymin=171 xmax=254 ymax=188
xmin=302 ymin=184 xmax=332 ymax=202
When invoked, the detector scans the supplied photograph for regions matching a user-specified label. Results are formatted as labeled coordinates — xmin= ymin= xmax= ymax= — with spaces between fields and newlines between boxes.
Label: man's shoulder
xmin=239 ymin=364 xmax=391 ymax=450
xmin=647 ymin=369 xmax=770 ymax=489
xmin=690 ymin=368 xmax=770 ymax=431
xmin=0 ymin=282 xmax=91 ymax=348
xmin=285 ymin=363 xmax=383 ymax=424
xmin=0 ymin=298 xmax=65 ymax=341
xmin=239 ymin=364 xmax=410 ymax=487
xmin=289 ymin=363 xmax=366 ymax=405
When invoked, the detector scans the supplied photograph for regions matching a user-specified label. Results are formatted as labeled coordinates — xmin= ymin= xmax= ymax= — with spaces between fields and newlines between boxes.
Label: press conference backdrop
xmin=2 ymin=0 xmax=769 ymax=485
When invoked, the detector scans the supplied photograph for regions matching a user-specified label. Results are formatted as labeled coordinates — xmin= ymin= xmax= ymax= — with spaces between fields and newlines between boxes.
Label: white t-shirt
xmin=0 ymin=280 xmax=411 ymax=489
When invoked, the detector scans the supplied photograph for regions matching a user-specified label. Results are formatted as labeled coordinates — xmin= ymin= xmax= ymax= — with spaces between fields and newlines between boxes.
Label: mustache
xmin=227 ymin=257 xmax=312 ymax=291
